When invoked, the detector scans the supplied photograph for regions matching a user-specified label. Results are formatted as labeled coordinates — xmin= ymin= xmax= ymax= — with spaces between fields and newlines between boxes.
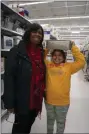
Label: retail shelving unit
xmin=1 ymin=2 xmax=31 ymax=119
xmin=1 ymin=27 xmax=23 ymax=37
xmin=1 ymin=49 xmax=10 ymax=58
xmin=82 ymin=44 xmax=89 ymax=81
xmin=1 ymin=2 xmax=31 ymax=28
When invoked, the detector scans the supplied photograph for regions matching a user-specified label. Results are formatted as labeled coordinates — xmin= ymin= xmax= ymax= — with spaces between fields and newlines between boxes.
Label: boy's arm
xmin=70 ymin=42 xmax=86 ymax=74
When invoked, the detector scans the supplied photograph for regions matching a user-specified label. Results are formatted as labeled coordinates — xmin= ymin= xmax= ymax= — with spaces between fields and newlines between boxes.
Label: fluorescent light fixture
xmin=67 ymin=28 xmax=71 ymax=31
xmin=63 ymin=37 xmax=85 ymax=39
xmin=58 ymin=30 xmax=89 ymax=33
xmin=30 ymin=16 xmax=89 ymax=22
xmin=60 ymin=35 xmax=88 ymax=37
xmin=80 ymin=28 xmax=84 ymax=30
xmin=19 ymin=0 xmax=54 ymax=6
xmin=41 ymin=24 xmax=49 ymax=26
xmin=55 ymin=25 xmax=89 ymax=28
xmin=71 ymin=31 xmax=80 ymax=34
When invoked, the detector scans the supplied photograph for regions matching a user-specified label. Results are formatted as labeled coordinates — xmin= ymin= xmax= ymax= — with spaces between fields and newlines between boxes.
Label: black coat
xmin=3 ymin=41 xmax=46 ymax=114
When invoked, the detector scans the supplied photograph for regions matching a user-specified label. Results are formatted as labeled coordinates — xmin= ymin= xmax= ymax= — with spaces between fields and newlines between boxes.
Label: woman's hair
xmin=51 ymin=49 xmax=66 ymax=63
xmin=22 ymin=23 xmax=44 ymax=47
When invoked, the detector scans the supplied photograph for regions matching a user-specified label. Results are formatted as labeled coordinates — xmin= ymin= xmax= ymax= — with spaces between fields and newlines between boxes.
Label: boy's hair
xmin=22 ymin=23 xmax=44 ymax=47
xmin=51 ymin=49 xmax=66 ymax=63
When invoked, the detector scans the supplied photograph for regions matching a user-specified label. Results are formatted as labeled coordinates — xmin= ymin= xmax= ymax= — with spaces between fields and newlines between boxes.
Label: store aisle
xmin=1 ymin=71 xmax=89 ymax=133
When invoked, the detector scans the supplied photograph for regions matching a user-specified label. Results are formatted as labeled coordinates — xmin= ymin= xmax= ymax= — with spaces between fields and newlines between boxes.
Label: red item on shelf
xmin=19 ymin=11 xmax=24 ymax=16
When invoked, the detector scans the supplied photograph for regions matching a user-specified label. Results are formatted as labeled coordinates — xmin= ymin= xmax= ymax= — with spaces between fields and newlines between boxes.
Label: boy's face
xmin=52 ymin=51 xmax=64 ymax=64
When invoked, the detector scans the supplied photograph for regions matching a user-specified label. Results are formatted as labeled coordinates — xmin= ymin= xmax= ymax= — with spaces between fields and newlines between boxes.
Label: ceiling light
xmin=58 ymin=30 xmax=89 ymax=33
xmin=60 ymin=35 xmax=87 ymax=37
xmin=41 ymin=24 xmax=49 ymax=26
xmin=19 ymin=0 xmax=54 ymax=6
xmin=63 ymin=37 xmax=85 ymax=39
xmin=72 ymin=31 xmax=80 ymax=34
xmin=67 ymin=27 xmax=71 ymax=31
xmin=55 ymin=25 xmax=89 ymax=28
xmin=80 ymin=28 xmax=84 ymax=30
xmin=30 ymin=16 xmax=89 ymax=22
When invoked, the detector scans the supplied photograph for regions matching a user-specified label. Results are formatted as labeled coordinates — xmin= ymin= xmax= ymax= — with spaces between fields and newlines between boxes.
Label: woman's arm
xmin=70 ymin=42 xmax=86 ymax=74
xmin=3 ymin=47 xmax=17 ymax=112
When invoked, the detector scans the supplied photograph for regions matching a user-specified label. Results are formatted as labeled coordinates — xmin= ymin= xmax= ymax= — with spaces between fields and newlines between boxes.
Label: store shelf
xmin=1 ymin=49 xmax=10 ymax=51
xmin=1 ymin=109 xmax=7 ymax=118
xmin=1 ymin=2 xmax=31 ymax=27
xmin=1 ymin=27 xmax=23 ymax=37
xmin=1 ymin=49 xmax=10 ymax=58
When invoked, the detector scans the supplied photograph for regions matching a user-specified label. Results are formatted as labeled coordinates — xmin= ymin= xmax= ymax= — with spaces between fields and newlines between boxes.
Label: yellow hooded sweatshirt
xmin=45 ymin=45 xmax=86 ymax=106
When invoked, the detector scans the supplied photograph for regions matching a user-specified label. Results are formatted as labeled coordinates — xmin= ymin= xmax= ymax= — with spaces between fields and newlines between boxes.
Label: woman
xmin=3 ymin=23 xmax=46 ymax=134
xmin=44 ymin=41 xmax=85 ymax=133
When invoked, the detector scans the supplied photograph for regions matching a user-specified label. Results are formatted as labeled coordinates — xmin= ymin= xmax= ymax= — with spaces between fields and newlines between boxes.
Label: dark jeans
xmin=12 ymin=110 xmax=38 ymax=134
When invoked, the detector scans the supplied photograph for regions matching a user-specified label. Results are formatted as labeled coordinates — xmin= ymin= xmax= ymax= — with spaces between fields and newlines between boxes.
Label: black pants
xmin=12 ymin=110 xmax=38 ymax=134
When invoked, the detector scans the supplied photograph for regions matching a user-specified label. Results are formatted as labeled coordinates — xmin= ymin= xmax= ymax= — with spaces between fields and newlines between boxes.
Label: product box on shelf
xmin=13 ymin=36 xmax=22 ymax=45
xmin=2 ymin=36 xmax=14 ymax=49
xmin=4 ymin=16 xmax=14 ymax=30
xmin=13 ymin=20 xmax=20 ymax=31
xmin=16 ymin=28 xmax=24 ymax=35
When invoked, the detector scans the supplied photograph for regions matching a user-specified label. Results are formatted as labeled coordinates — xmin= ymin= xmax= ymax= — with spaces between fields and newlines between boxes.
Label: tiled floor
xmin=1 ymin=70 xmax=89 ymax=133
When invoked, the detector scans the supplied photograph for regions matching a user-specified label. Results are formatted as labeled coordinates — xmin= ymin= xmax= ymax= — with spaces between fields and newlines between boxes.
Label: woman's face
xmin=30 ymin=28 xmax=43 ymax=45
xmin=52 ymin=51 xmax=64 ymax=64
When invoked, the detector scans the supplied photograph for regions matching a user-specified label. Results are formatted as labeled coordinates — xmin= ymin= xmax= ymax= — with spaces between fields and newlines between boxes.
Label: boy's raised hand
xmin=71 ymin=41 xmax=75 ymax=45
xmin=70 ymin=41 xmax=75 ymax=49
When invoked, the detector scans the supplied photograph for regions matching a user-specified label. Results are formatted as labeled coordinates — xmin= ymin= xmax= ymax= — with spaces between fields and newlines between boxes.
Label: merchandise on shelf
xmin=16 ymin=28 xmax=24 ymax=35
xmin=2 ymin=36 xmax=14 ymax=49
xmin=13 ymin=20 xmax=20 ymax=31
xmin=13 ymin=36 xmax=22 ymax=45
xmin=82 ymin=43 xmax=89 ymax=81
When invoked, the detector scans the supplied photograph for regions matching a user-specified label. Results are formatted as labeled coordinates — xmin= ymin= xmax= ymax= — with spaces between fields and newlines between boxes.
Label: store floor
xmin=1 ymin=70 xmax=89 ymax=133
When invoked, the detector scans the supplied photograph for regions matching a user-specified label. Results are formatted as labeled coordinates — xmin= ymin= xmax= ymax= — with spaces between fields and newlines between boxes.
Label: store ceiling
xmin=4 ymin=0 xmax=89 ymax=39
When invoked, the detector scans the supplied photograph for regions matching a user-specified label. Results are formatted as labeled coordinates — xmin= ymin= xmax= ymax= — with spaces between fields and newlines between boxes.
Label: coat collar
xmin=17 ymin=40 xmax=28 ymax=57
xmin=17 ymin=40 xmax=43 ymax=56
